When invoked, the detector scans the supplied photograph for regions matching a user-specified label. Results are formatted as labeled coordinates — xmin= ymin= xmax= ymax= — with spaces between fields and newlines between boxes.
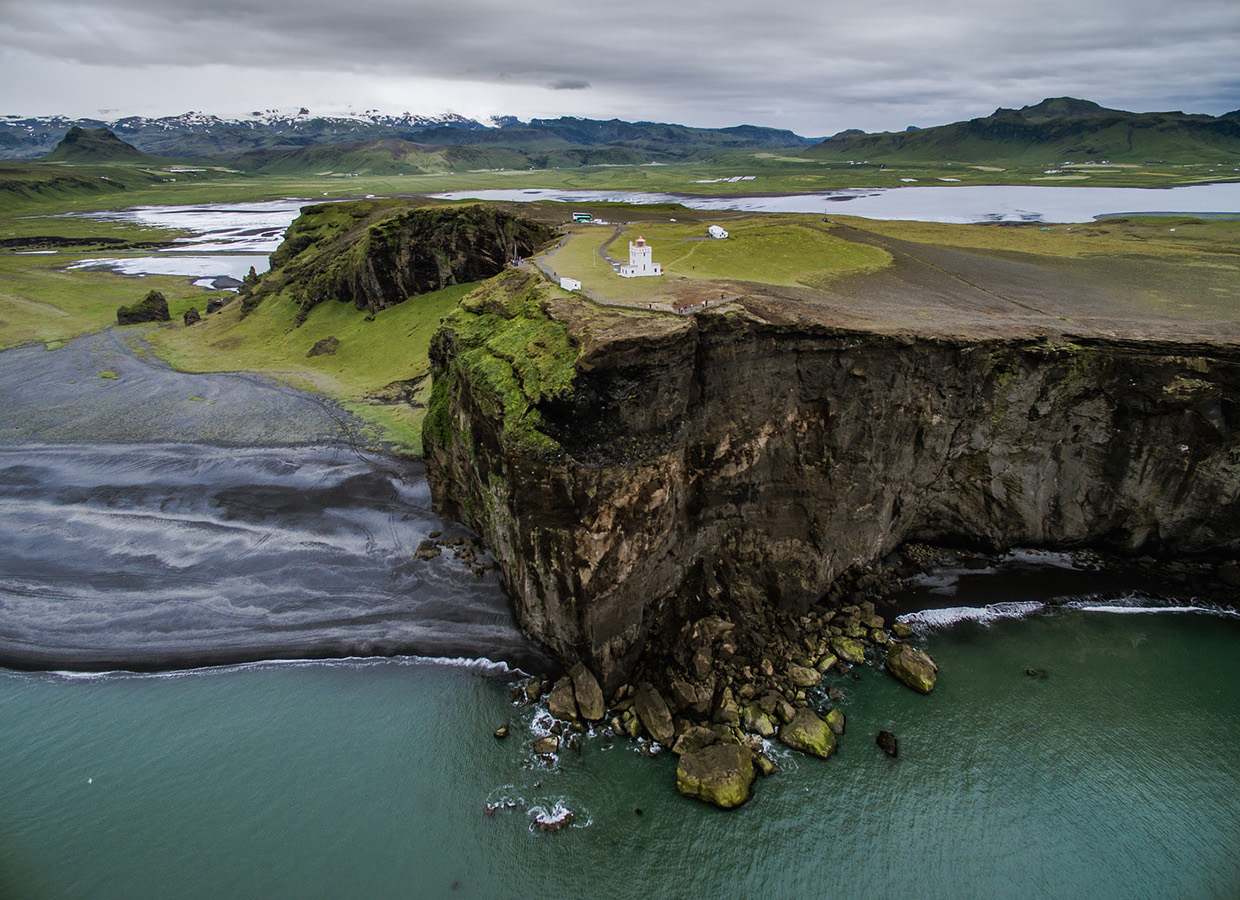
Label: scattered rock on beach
xmin=634 ymin=682 xmax=675 ymax=746
xmin=547 ymin=676 xmax=579 ymax=721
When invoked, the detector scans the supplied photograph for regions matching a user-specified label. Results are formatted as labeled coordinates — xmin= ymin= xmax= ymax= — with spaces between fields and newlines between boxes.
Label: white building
xmin=559 ymin=276 xmax=582 ymax=291
xmin=619 ymin=236 xmax=662 ymax=278
xmin=708 ymin=225 xmax=728 ymax=239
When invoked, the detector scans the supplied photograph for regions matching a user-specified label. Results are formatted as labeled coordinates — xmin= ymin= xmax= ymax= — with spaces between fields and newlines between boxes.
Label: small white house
xmin=619 ymin=236 xmax=662 ymax=278
xmin=559 ymin=276 xmax=582 ymax=291
xmin=708 ymin=225 xmax=728 ymax=239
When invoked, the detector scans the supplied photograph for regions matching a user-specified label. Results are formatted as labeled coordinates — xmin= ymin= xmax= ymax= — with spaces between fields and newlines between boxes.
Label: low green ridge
xmin=247 ymin=201 xmax=556 ymax=321
xmin=806 ymin=97 xmax=1240 ymax=164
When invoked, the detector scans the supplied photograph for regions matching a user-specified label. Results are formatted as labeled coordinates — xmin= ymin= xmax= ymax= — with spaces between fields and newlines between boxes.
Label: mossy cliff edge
xmin=425 ymin=272 xmax=1240 ymax=691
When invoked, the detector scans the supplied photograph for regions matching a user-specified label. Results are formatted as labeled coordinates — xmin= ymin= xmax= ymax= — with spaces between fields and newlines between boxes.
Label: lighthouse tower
xmin=619 ymin=236 xmax=662 ymax=278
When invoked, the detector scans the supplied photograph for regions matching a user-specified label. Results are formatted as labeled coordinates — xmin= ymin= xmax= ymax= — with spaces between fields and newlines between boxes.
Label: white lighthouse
xmin=619 ymin=236 xmax=662 ymax=278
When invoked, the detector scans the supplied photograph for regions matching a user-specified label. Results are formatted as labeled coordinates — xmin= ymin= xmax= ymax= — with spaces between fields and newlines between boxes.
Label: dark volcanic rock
xmin=306 ymin=336 xmax=339 ymax=357
xmin=876 ymin=730 xmax=899 ymax=757
xmin=569 ymin=662 xmax=605 ymax=721
xmin=426 ymin=275 xmax=1240 ymax=692
xmin=183 ymin=307 xmax=201 ymax=326
xmin=116 ymin=290 xmax=170 ymax=325
xmin=634 ymin=682 xmax=675 ymax=745
xmin=264 ymin=203 xmax=556 ymax=320
xmin=206 ymin=296 xmax=226 ymax=314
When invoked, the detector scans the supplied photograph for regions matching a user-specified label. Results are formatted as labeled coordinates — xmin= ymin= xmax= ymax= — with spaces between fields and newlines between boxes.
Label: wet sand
xmin=0 ymin=331 xmax=554 ymax=673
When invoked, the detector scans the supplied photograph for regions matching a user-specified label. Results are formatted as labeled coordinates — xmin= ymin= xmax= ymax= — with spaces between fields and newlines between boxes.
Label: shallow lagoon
xmin=434 ymin=181 xmax=1240 ymax=223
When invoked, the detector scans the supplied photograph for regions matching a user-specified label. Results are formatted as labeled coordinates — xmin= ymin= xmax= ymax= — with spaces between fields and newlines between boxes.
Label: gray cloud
xmin=0 ymin=0 xmax=1236 ymax=133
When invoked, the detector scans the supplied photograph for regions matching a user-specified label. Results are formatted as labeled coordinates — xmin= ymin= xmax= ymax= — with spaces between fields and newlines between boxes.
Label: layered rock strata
xmin=425 ymin=271 xmax=1240 ymax=693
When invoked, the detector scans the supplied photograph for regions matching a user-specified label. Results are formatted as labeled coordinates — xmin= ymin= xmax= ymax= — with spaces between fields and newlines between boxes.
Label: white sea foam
xmin=1068 ymin=602 xmax=1239 ymax=618
xmin=900 ymin=597 xmax=1239 ymax=629
xmin=899 ymin=600 xmax=1046 ymax=628
xmin=43 ymin=653 xmax=524 ymax=682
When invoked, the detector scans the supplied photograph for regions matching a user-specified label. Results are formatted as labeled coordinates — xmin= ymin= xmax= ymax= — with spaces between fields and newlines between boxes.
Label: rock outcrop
xmin=425 ymin=270 xmax=1240 ymax=692
xmin=116 ymin=290 xmax=170 ymax=325
xmin=250 ymin=201 xmax=557 ymax=321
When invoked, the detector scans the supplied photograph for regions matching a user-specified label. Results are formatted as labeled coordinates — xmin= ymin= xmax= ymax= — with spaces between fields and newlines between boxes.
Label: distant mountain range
xmin=807 ymin=98 xmax=1240 ymax=163
xmin=0 ymin=109 xmax=811 ymax=165
xmin=12 ymin=98 xmax=1240 ymax=173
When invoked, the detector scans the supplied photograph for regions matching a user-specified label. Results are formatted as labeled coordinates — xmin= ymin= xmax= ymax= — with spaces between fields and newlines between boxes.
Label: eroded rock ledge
xmin=424 ymin=270 xmax=1240 ymax=692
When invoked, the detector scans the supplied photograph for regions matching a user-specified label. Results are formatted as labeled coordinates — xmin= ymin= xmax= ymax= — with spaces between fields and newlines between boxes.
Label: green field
xmin=142 ymin=283 xmax=474 ymax=456
xmin=0 ymin=252 xmax=221 ymax=350
xmin=545 ymin=215 xmax=892 ymax=305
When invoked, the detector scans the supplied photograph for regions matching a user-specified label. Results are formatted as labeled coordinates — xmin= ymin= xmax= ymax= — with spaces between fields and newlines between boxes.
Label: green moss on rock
xmin=779 ymin=708 xmax=838 ymax=758
xmin=427 ymin=269 xmax=577 ymax=457
xmin=886 ymin=642 xmax=938 ymax=693
xmin=250 ymin=201 xmax=556 ymax=321
xmin=116 ymin=290 xmax=170 ymax=325
xmin=676 ymin=742 xmax=755 ymax=809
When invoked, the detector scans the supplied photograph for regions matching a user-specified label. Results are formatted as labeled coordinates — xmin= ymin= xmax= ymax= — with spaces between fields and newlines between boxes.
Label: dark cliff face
xmin=249 ymin=202 xmax=556 ymax=320
xmin=425 ymin=276 xmax=1240 ymax=690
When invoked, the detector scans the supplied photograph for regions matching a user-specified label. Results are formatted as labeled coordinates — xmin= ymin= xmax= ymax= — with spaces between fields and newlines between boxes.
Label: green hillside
xmin=805 ymin=98 xmax=1240 ymax=164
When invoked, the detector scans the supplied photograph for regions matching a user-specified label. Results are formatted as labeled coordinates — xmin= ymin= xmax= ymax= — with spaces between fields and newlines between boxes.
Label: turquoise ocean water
xmin=3 ymin=606 xmax=1238 ymax=899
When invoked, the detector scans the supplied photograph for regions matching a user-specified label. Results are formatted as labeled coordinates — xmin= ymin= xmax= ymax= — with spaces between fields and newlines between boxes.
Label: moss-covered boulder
xmin=779 ymin=708 xmax=838 ymax=758
xmin=789 ymin=663 xmax=821 ymax=688
xmin=886 ymin=642 xmax=938 ymax=694
xmin=671 ymin=725 xmax=718 ymax=757
xmin=182 ymin=306 xmax=200 ymax=326
xmin=741 ymin=702 xmax=777 ymax=738
xmin=116 ymin=290 xmax=170 ymax=325
xmin=824 ymin=708 xmax=846 ymax=735
xmin=306 ymin=336 xmax=339 ymax=357
xmin=676 ymin=742 xmax=755 ymax=809
xmin=830 ymin=636 xmax=867 ymax=665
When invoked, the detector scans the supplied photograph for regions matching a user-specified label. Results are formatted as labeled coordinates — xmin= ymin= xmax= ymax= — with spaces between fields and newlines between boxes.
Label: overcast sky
xmin=2 ymin=0 xmax=1237 ymax=135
